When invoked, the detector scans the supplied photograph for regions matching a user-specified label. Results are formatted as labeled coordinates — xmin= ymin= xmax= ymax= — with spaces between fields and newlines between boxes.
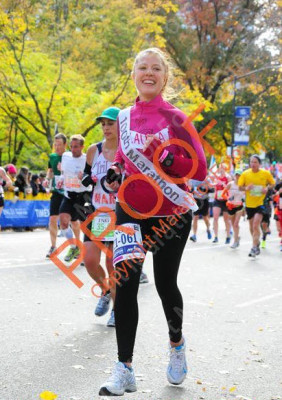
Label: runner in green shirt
xmin=45 ymin=133 xmax=80 ymax=258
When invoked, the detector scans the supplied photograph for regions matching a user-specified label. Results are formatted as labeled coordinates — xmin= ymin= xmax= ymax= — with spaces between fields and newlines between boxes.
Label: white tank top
xmin=229 ymin=181 xmax=244 ymax=204
xmin=91 ymin=148 xmax=116 ymax=211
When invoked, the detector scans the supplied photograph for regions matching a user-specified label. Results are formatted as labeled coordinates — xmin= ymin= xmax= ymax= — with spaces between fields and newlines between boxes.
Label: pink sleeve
xmin=158 ymin=107 xmax=207 ymax=181
xmin=113 ymin=143 xmax=123 ymax=164
xmin=164 ymin=121 xmax=207 ymax=181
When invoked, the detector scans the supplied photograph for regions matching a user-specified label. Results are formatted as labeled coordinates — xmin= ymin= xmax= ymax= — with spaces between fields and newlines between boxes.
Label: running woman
xmin=212 ymin=165 xmax=231 ymax=244
xmin=238 ymin=155 xmax=275 ymax=257
xmin=223 ymin=170 xmax=244 ymax=249
xmin=58 ymin=134 xmax=91 ymax=262
xmin=98 ymin=48 xmax=207 ymax=396
xmin=82 ymin=107 xmax=120 ymax=327
xmin=0 ymin=167 xmax=13 ymax=217
xmin=45 ymin=133 xmax=81 ymax=258
xmin=189 ymin=178 xmax=212 ymax=242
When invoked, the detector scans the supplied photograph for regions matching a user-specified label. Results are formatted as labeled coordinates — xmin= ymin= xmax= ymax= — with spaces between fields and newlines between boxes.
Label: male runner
xmin=46 ymin=133 xmax=80 ymax=258
xmin=58 ymin=134 xmax=91 ymax=262
xmin=238 ymin=155 xmax=275 ymax=257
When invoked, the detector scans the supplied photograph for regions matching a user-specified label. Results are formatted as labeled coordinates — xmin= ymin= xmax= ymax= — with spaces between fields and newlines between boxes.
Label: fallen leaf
xmin=40 ymin=391 xmax=57 ymax=400
xmin=196 ymin=380 xmax=202 ymax=384
xmin=230 ymin=386 xmax=237 ymax=392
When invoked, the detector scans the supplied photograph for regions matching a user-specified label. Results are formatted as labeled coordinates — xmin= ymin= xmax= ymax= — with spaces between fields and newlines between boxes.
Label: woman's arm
xmin=158 ymin=108 xmax=207 ymax=181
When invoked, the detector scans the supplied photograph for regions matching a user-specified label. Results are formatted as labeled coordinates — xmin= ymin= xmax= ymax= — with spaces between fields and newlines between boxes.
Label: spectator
xmin=4 ymin=164 xmax=17 ymax=192
xmin=14 ymin=167 xmax=29 ymax=195
xmin=30 ymin=174 xmax=46 ymax=196
xmin=39 ymin=171 xmax=47 ymax=187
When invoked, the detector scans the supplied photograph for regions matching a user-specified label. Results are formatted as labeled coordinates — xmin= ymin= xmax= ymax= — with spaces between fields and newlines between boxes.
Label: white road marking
xmin=235 ymin=292 xmax=282 ymax=308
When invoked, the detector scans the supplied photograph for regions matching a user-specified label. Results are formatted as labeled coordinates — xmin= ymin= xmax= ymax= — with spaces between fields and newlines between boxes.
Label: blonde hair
xmin=70 ymin=134 xmax=85 ymax=146
xmin=132 ymin=47 xmax=175 ymax=100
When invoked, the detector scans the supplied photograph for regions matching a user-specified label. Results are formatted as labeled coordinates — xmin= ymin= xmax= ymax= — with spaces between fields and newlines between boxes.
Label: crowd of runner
xmin=0 ymin=47 xmax=281 ymax=397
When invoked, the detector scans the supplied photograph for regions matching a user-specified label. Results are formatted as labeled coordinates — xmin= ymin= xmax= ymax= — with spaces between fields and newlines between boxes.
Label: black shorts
xmin=246 ymin=206 xmax=265 ymax=220
xmin=115 ymin=202 xmax=192 ymax=253
xmin=59 ymin=192 xmax=88 ymax=222
xmin=50 ymin=191 xmax=64 ymax=216
xmin=213 ymin=199 xmax=228 ymax=212
xmin=193 ymin=198 xmax=209 ymax=216
xmin=0 ymin=196 xmax=4 ymax=208
xmin=227 ymin=205 xmax=244 ymax=216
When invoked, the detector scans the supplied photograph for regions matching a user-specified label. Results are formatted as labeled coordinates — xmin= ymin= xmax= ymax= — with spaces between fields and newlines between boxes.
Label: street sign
xmin=234 ymin=106 xmax=251 ymax=145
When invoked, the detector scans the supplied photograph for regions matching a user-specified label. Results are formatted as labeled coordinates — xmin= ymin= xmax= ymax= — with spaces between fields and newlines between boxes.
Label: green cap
xmin=96 ymin=107 xmax=120 ymax=123
xmin=235 ymin=169 xmax=242 ymax=175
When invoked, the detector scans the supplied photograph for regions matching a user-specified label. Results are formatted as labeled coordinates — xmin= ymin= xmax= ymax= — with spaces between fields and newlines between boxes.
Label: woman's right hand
xmin=106 ymin=166 xmax=121 ymax=191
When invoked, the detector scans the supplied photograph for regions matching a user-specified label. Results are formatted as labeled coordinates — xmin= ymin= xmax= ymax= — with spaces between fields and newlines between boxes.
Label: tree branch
xmin=112 ymin=72 xmax=131 ymax=105
xmin=3 ymin=34 xmax=47 ymax=133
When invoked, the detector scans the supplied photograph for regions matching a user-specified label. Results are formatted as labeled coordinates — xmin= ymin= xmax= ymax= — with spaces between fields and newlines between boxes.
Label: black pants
xmin=114 ymin=203 xmax=192 ymax=362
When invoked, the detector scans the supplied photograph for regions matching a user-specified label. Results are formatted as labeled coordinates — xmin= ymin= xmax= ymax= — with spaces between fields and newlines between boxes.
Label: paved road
xmin=0 ymin=218 xmax=281 ymax=400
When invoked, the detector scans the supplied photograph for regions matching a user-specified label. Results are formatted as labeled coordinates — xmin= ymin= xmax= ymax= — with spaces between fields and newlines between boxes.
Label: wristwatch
xmin=159 ymin=150 xmax=174 ymax=167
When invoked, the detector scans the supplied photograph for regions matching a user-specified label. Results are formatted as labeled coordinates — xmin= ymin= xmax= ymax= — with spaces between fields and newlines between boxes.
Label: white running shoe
xmin=99 ymin=362 xmax=137 ymax=396
xmin=167 ymin=339 xmax=188 ymax=385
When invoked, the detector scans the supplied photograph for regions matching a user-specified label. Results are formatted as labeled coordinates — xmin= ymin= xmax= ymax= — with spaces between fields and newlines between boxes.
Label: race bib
xmin=217 ymin=190 xmax=224 ymax=200
xmin=279 ymin=197 xmax=282 ymax=210
xmin=91 ymin=213 xmax=114 ymax=241
xmin=54 ymin=175 xmax=63 ymax=189
xmin=250 ymin=185 xmax=263 ymax=196
xmin=113 ymin=223 xmax=146 ymax=266
xmin=65 ymin=174 xmax=81 ymax=189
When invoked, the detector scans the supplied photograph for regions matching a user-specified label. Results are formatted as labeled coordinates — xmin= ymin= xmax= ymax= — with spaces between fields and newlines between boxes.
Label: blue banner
xmin=0 ymin=200 xmax=50 ymax=228
xmin=234 ymin=106 xmax=251 ymax=146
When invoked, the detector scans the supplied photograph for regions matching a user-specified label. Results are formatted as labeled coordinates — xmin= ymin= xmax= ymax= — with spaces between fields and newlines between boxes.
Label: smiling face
xmin=132 ymin=53 xmax=167 ymax=102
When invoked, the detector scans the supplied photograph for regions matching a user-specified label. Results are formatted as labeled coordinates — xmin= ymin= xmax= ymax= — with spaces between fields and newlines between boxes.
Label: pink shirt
xmin=114 ymin=94 xmax=207 ymax=215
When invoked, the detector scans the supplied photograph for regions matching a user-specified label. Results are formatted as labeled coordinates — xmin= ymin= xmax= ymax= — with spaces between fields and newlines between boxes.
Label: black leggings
xmin=114 ymin=203 xmax=192 ymax=362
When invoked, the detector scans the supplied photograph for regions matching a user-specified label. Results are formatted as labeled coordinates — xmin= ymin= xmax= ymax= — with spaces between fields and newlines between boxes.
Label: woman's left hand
xmin=143 ymin=135 xmax=156 ymax=152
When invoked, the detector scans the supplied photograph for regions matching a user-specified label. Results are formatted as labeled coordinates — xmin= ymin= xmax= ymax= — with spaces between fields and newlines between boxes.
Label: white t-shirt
xmin=61 ymin=152 xmax=89 ymax=195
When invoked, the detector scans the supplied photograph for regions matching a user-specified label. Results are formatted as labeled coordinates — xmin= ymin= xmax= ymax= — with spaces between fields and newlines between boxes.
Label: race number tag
xmin=91 ymin=213 xmax=114 ymax=241
xmin=217 ymin=190 xmax=224 ymax=200
xmin=65 ymin=174 xmax=81 ymax=189
xmin=250 ymin=185 xmax=263 ymax=196
xmin=54 ymin=175 xmax=63 ymax=189
xmin=279 ymin=197 xmax=282 ymax=210
xmin=113 ymin=223 xmax=146 ymax=266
